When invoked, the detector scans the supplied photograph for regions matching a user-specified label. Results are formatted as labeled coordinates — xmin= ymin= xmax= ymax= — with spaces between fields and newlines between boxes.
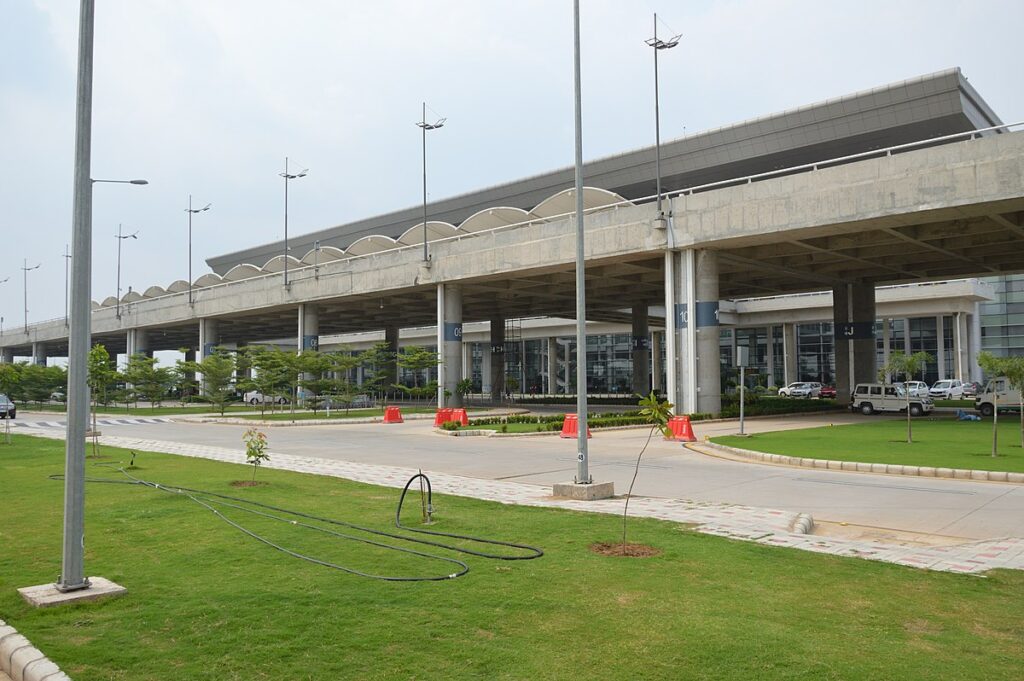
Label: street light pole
xmin=572 ymin=0 xmax=591 ymax=484
xmin=115 ymin=224 xmax=138 ymax=319
xmin=646 ymin=14 xmax=681 ymax=218
xmin=416 ymin=103 xmax=446 ymax=264
xmin=185 ymin=194 xmax=211 ymax=306
xmin=280 ymin=158 xmax=308 ymax=289
xmin=21 ymin=259 xmax=41 ymax=333
xmin=63 ymin=245 xmax=72 ymax=327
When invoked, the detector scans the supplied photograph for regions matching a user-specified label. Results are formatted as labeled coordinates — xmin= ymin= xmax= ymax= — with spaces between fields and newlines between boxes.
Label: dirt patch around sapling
xmin=230 ymin=480 xmax=269 ymax=488
xmin=590 ymin=542 xmax=662 ymax=558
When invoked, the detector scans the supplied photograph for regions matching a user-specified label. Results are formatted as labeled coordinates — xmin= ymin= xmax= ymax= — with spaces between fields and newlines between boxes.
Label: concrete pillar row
xmin=439 ymin=284 xmax=463 ymax=408
xmin=31 ymin=342 xmax=48 ymax=367
xmin=489 ymin=317 xmax=505 ymax=402
xmin=546 ymin=336 xmax=558 ymax=395
xmin=783 ymin=323 xmax=798 ymax=385
xmin=631 ymin=304 xmax=650 ymax=396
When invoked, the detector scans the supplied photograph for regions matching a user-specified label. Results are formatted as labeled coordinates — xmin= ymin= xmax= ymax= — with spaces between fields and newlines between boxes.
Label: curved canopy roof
xmin=122 ymin=291 xmax=144 ymax=303
xmin=459 ymin=206 xmax=531 ymax=233
xmin=194 ymin=273 xmax=223 ymax=288
xmin=344 ymin=235 xmax=400 ymax=256
xmin=530 ymin=187 xmax=630 ymax=220
xmin=166 ymin=280 xmax=190 ymax=293
xmin=260 ymin=255 xmax=302 ymax=273
xmin=300 ymin=246 xmax=346 ymax=265
xmin=223 ymin=264 xmax=263 ymax=281
xmin=142 ymin=286 xmax=167 ymax=298
xmin=100 ymin=296 xmax=119 ymax=307
xmin=397 ymin=221 xmax=459 ymax=246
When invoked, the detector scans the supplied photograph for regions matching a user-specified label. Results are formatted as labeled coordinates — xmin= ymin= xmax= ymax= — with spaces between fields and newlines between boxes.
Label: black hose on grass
xmin=50 ymin=466 xmax=542 ymax=582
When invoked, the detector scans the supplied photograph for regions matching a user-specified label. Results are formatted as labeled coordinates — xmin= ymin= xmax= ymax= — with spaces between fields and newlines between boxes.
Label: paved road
xmin=13 ymin=411 xmax=1024 ymax=541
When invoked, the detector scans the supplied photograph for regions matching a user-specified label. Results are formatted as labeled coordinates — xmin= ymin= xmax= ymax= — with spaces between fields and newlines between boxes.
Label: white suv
xmin=851 ymin=383 xmax=933 ymax=416
xmin=928 ymin=380 xmax=964 ymax=400
xmin=243 ymin=391 xmax=288 ymax=405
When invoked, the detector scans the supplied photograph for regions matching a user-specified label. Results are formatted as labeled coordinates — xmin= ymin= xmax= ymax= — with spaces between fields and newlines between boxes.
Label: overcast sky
xmin=2 ymin=0 xmax=1022 ymax=330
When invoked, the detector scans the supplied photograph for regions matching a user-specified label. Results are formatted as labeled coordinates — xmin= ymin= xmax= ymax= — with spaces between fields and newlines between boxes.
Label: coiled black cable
xmin=51 ymin=464 xmax=542 ymax=581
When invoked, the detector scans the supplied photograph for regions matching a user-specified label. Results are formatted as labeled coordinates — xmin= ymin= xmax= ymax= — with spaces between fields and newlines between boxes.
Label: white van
xmin=851 ymin=383 xmax=933 ymax=416
xmin=974 ymin=377 xmax=1022 ymax=417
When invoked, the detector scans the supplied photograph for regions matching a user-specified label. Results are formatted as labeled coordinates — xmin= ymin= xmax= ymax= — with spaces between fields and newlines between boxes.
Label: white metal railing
xmin=8 ymin=121 xmax=1022 ymax=336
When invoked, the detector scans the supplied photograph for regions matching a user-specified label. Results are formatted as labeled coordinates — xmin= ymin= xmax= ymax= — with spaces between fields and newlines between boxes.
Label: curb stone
xmin=0 ymin=621 xmax=70 ymax=681
xmin=698 ymin=441 xmax=1023 ymax=484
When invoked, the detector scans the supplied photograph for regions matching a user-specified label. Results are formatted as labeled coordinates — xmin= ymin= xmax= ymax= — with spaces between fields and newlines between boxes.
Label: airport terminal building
xmin=3 ymin=68 xmax=1023 ymax=411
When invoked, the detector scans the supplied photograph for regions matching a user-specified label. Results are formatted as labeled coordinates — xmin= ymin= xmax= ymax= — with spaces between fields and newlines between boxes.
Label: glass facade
xmin=796 ymin=322 xmax=834 ymax=384
xmin=980 ymin=275 xmax=1024 ymax=359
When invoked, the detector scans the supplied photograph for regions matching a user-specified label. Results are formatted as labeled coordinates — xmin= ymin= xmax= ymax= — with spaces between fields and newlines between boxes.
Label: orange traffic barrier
xmin=451 ymin=408 xmax=469 ymax=426
xmin=434 ymin=408 xmax=454 ymax=427
xmin=559 ymin=413 xmax=592 ymax=439
xmin=383 ymin=406 xmax=403 ymax=424
xmin=665 ymin=415 xmax=697 ymax=442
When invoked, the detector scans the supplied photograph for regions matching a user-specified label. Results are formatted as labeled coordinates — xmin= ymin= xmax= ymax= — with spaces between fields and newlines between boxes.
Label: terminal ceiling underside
xmin=72 ymin=200 xmax=1024 ymax=357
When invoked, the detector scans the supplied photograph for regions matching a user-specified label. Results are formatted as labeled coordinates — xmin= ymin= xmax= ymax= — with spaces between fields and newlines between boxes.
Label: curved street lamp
xmin=646 ymin=13 xmax=681 ymax=219
xmin=185 ymin=195 xmax=212 ymax=306
xmin=417 ymin=103 xmax=446 ymax=264
xmin=114 ymin=224 xmax=139 ymax=319
xmin=280 ymin=158 xmax=308 ymax=289
xmin=21 ymin=259 xmax=41 ymax=333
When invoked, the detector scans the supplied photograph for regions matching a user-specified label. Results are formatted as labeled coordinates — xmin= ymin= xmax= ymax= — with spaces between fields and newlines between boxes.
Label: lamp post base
xmin=18 ymin=576 xmax=126 ymax=608
xmin=552 ymin=481 xmax=614 ymax=501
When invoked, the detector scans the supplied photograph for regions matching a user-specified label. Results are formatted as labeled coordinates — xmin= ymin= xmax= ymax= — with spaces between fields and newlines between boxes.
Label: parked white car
xmin=928 ymin=379 xmax=964 ymax=400
xmin=851 ymin=383 xmax=933 ymax=416
xmin=243 ymin=391 xmax=288 ymax=405
xmin=778 ymin=382 xmax=805 ymax=397
xmin=894 ymin=381 xmax=930 ymax=398
xmin=789 ymin=382 xmax=822 ymax=398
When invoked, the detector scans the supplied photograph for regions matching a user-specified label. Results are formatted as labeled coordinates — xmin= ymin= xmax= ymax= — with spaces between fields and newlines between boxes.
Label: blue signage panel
xmin=303 ymin=335 xmax=319 ymax=351
xmin=695 ymin=301 xmax=720 ymax=328
xmin=674 ymin=303 xmax=688 ymax=329
xmin=444 ymin=322 xmax=463 ymax=342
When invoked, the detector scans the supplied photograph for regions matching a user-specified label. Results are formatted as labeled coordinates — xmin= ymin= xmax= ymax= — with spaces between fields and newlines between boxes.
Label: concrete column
xmin=384 ymin=325 xmax=400 ymax=389
xmin=833 ymin=283 xmax=876 ymax=405
xmin=783 ymin=323 xmax=797 ymax=385
xmin=1 ymin=347 xmax=14 ymax=364
xmin=481 ymin=348 xmax=492 ymax=394
xmin=953 ymin=311 xmax=969 ymax=383
xmin=31 ymin=342 xmax=47 ymax=366
xmin=694 ymin=249 xmax=720 ymax=415
xmin=297 ymin=304 xmax=320 ymax=400
xmin=440 ymin=284 xmax=463 ymax=407
xmin=935 ymin=315 xmax=946 ymax=381
xmin=651 ymin=331 xmax=663 ymax=394
xmin=489 ymin=317 xmax=505 ymax=402
xmin=631 ymin=304 xmax=650 ymax=395
xmin=882 ymin=317 xmax=891 ymax=380
xmin=765 ymin=326 xmax=776 ymax=388
xmin=546 ymin=337 xmax=558 ymax=395
xmin=127 ymin=328 xmax=149 ymax=358
xmin=199 ymin=318 xmax=219 ymax=359
xmin=903 ymin=318 xmax=912 ymax=356
xmin=969 ymin=306 xmax=983 ymax=382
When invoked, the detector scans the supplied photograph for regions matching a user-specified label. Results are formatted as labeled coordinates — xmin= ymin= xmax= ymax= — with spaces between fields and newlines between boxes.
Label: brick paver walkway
xmin=20 ymin=427 xmax=1024 ymax=575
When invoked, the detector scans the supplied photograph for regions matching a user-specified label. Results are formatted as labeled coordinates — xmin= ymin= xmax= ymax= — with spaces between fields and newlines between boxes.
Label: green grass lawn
xmin=1 ymin=435 xmax=1022 ymax=680
xmin=457 ymin=422 xmax=557 ymax=433
xmin=934 ymin=399 xmax=976 ymax=408
xmin=714 ymin=417 xmax=1024 ymax=472
xmin=241 ymin=406 xmax=471 ymax=421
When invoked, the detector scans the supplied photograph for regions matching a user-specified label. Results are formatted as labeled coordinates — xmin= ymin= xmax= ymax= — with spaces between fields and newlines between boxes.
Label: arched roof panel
xmin=459 ymin=206 xmax=531 ymax=233
xmin=396 ymin=221 xmax=458 ymax=246
xmin=122 ymin=291 xmax=144 ymax=303
xmin=529 ymin=187 xmax=631 ymax=220
xmin=100 ymin=296 xmax=119 ymax=307
xmin=166 ymin=280 xmax=190 ymax=293
xmin=194 ymin=273 xmax=223 ymax=288
xmin=300 ymin=246 xmax=346 ymax=265
xmin=260 ymin=255 xmax=302 ymax=273
xmin=344 ymin=235 xmax=400 ymax=256
xmin=223 ymin=264 xmax=263 ymax=281
xmin=142 ymin=286 xmax=167 ymax=298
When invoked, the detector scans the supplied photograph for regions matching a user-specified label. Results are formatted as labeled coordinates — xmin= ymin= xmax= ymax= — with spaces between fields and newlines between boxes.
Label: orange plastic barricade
xmin=451 ymin=408 xmax=469 ymax=426
xmin=665 ymin=415 xmax=697 ymax=442
xmin=383 ymin=406 xmax=403 ymax=424
xmin=559 ymin=414 xmax=592 ymax=439
xmin=434 ymin=408 xmax=453 ymax=427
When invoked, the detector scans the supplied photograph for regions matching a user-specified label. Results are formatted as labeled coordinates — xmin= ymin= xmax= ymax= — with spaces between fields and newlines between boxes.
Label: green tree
xmin=621 ymin=391 xmax=675 ymax=552
xmin=123 ymin=354 xmax=173 ymax=407
xmin=238 ymin=347 xmax=290 ymax=416
xmin=1006 ymin=356 xmax=1024 ymax=451
xmin=397 ymin=346 xmax=440 ymax=389
xmin=977 ymin=351 xmax=1022 ymax=457
xmin=878 ymin=351 xmax=933 ymax=444
xmin=20 ymin=363 xmax=60 ymax=407
xmin=359 ymin=342 xmax=396 ymax=399
xmin=87 ymin=345 xmax=118 ymax=408
xmin=181 ymin=349 xmax=237 ymax=415
xmin=0 ymin=363 xmax=23 ymax=401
